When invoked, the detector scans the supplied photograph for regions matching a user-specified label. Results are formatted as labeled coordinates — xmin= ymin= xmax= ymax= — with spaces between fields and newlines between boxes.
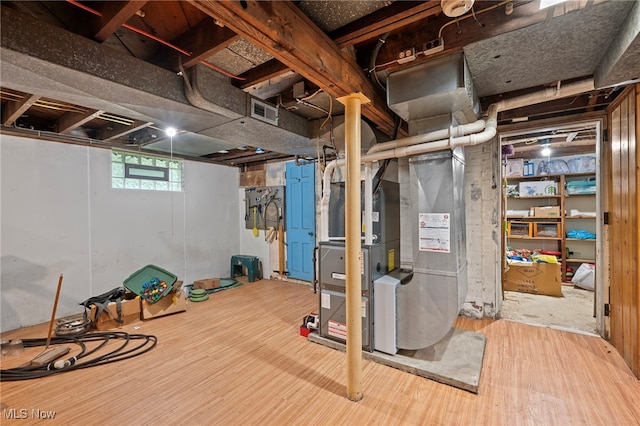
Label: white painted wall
xmin=0 ymin=135 xmax=239 ymax=332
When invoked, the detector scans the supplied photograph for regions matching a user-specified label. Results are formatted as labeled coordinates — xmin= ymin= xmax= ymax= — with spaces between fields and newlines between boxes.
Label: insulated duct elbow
xmin=320 ymin=159 xmax=344 ymax=242
xmin=179 ymin=63 xmax=243 ymax=119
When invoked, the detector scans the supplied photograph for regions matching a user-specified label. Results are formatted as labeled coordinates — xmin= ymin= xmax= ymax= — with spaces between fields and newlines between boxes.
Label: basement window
xmin=111 ymin=150 xmax=183 ymax=192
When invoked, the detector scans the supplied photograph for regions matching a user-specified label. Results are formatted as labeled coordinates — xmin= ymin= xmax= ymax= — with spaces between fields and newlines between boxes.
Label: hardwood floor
xmin=1 ymin=278 xmax=639 ymax=425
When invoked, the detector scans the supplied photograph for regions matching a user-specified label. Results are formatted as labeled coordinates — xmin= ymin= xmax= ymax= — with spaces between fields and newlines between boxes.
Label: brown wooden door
xmin=607 ymin=84 xmax=640 ymax=378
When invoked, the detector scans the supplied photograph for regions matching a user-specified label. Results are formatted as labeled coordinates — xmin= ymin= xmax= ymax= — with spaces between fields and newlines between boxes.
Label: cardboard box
xmin=141 ymin=290 xmax=187 ymax=320
xmin=506 ymin=159 xmax=523 ymax=177
xmin=194 ymin=278 xmax=220 ymax=290
xmin=503 ymin=262 xmax=562 ymax=297
xmin=90 ymin=295 xmax=141 ymax=331
xmin=519 ymin=181 xmax=557 ymax=197
xmin=533 ymin=206 xmax=561 ymax=218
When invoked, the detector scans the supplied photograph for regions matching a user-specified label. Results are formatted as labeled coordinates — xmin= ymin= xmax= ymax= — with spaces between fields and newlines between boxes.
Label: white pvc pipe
xmin=493 ymin=78 xmax=595 ymax=112
xmin=364 ymin=163 xmax=373 ymax=245
xmin=367 ymin=118 xmax=486 ymax=155
xmin=320 ymin=159 xmax=341 ymax=242
xmin=319 ymin=77 xmax=595 ymax=243
xmin=319 ymin=106 xmax=497 ymax=242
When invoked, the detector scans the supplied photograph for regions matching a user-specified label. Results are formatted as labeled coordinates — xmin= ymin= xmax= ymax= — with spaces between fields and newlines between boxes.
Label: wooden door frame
xmin=498 ymin=117 xmax=606 ymax=336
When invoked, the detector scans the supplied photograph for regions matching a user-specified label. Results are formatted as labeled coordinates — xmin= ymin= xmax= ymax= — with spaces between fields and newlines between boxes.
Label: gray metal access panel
xmin=318 ymin=243 xmax=373 ymax=351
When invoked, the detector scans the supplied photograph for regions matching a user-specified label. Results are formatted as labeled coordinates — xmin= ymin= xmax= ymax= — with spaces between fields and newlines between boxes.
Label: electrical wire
xmin=0 ymin=332 xmax=157 ymax=381
xmin=438 ymin=0 xmax=512 ymax=38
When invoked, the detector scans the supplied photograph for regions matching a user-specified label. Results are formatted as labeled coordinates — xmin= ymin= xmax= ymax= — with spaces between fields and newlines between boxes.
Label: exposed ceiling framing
xmin=1 ymin=0 xmax=638 ymax=167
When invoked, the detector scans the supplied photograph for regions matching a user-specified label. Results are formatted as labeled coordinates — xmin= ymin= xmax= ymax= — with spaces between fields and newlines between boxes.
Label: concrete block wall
xmin=462 ymin=140 xmax=501 ymax=319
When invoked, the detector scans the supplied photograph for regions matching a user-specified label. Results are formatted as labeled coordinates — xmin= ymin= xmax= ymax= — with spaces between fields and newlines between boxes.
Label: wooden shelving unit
xmin=504 ymin=172 xmax=596 ymax=282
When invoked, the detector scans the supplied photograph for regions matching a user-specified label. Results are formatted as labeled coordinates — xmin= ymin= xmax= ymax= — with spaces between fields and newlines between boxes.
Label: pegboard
xmin=243 ymin=186 xmax=285 ymax=231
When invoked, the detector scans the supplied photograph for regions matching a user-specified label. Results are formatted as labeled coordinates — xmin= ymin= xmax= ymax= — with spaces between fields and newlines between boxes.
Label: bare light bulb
xmin=165 ymin=127 xmax=177 ymax=137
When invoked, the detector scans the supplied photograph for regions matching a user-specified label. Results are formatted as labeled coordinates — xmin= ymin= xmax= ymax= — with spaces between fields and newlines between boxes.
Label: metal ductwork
xmin=317 ymin=52 xmax=481 ymax=352
xmin=0 ymin=5 xmax=316 ymax=158
xmin=387 ymin=52 xmax=480 ymax=135
xmin=315 ymin=115 xmax=377 ymax=157
xmin=388 ymin=52 xmax=477 ymax=350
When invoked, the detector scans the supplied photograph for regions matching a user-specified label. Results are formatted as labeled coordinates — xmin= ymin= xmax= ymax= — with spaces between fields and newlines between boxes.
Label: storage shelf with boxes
xmin=503 ymin=168 xmax=597 ymax=287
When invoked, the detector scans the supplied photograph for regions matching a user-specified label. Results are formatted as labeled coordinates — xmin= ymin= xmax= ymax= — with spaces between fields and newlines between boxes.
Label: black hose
xmin=369 ymin=32 xmax=389 ymax=91
xmin=0 ymin=332 xmax=157 ymax=381
xmin=372 ymin=114 xmax=402 ymax=195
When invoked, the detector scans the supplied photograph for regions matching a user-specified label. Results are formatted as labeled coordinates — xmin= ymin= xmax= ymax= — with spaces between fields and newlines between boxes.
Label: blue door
xmin=286 ymin=161 xmax=315 ymax=281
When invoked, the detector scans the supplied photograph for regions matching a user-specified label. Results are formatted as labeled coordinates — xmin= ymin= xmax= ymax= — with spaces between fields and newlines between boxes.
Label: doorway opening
xmin=499 ymin=120 xmax=603 ymax=336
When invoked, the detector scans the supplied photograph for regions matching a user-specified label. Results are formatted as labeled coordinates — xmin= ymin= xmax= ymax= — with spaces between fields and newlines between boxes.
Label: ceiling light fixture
xmin=441 ymin=0 xmax=475 ymax=18
xmin=539 ymin=0 xmax=567 ymax=10
xmin=541 ymin=145 xmax=551 ymax=157
xmin=255 ymin=148 xmax=265 ymax=154
xmin=165 ymin=127 xmax=177 ymax=137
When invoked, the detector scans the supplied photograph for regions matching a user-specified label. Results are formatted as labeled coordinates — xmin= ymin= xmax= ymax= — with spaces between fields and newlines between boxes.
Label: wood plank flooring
xmin=1 ymin=278 xmax=639 ymax=425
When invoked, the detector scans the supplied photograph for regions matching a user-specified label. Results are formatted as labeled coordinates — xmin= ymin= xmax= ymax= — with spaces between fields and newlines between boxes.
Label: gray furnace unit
xmin=318 ymin=180 xmax=400 ymax=352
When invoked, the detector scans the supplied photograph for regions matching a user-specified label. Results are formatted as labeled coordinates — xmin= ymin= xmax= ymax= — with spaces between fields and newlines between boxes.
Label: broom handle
xmin=45 ymin=274 xmax=64 ymax=349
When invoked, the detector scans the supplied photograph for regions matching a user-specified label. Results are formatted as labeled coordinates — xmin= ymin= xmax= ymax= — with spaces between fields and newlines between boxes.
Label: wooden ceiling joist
xmin=94 ymin=1 xmax=148 ymax=42
xmin=58 ymin=109 xmax=104 ymax=134
xmin=330 ymin=0 xmax=441 ymax=47
xmin=150 ymin=18 xmax=240 ymax=71
xmin=225 ymin=151 xmax=289 ymax=166
xmin=190 ymin=0 xmax=397 ymax=136
xmin=234 ymin=60 xmax=291 ymax=90
xmin=2 ymin=93 xmax=41 ymax=126
xmin=98 ymin=120 xmax=153 ymax=141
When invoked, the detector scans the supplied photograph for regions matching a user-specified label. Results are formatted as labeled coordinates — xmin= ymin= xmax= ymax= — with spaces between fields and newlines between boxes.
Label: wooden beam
xmin=97 ymin=120 xmax=153 ymax=141
xmin=2 ymin=94 xmax=41 ymax=126
xmin=234 ymin=60 xmax=291 ymax=90
xmin=189 ymin=0 xmax=396 ymax=136
xmin=149 ymin=18 xmax=240 ymax=70
xmin=330 ymin=0 xmax=441 ymax=47
xmin=235 ymin=1 xmax=442 ymax=90
xmin=94 ymin=1 xmax=148 ymax=42
xmin=57 ymin=109 xmax=104 ymax=134
xmin=224 ymin=151 xmax=290 ymax=166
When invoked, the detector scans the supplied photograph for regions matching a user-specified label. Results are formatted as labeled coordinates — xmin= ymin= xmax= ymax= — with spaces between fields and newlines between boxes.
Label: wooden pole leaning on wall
xmin=278 ymin=225 xmax=285 ymax=275
xmin=337 ymin=92 xmax=370 ymax=402
xmin=46 ymin=274 xmax=64 ymax=349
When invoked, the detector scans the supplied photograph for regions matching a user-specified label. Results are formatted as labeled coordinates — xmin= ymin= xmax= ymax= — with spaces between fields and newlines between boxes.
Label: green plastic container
xmin=123 ymin=264 xmax=178 ymax=301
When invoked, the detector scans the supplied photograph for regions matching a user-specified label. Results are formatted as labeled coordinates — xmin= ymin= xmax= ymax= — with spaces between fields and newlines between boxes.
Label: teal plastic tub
xmin=123 ymin=264 xmax=178 ymax=302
